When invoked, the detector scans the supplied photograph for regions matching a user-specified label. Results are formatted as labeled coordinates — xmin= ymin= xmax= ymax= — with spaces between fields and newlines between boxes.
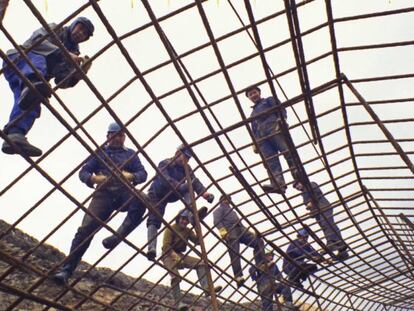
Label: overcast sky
xmin=1 ymin=0 xmax=413 ymax=308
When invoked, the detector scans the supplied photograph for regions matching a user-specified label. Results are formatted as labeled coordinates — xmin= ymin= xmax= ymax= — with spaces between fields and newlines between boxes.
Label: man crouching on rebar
xmin=162 ymin=210 xmax=222 ymax=310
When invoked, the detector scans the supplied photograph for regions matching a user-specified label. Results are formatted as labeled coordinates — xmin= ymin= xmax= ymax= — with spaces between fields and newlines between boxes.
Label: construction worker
xmin=2 ymin=17 xmax=94 ymax=157
xmin=162 ymin=210 xmax=222 ymax=310
xmin=294 ymin=181 xmax=348 ymax=260
xmin=140 ymin=144 xmax=214 ymax=261
xmin=245 ymin=85 xmax=298 ymax=194
xmin=283 ymin=229 xmax=326 ymax=288
xmin=213 ymin=194 xmax=265 ymax=287
xmin=53 ymin=122 xmax=148 ymax=284
xmin=249 ymin=248 xmax=296 ymax=310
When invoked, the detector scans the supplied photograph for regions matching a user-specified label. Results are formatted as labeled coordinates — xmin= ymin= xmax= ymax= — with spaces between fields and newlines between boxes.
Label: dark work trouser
xmin=286 ymin=262 xmax=317 ymax=284
xmin=256 ymin=126 xmax=297 ymax=186
xmin=258 ymin=279 xmax=293 ymax=311
xmin=61 ymin=189 xmax=146 ymax=275
xmin=226 ymin=226 xmax=265 ymax=278
xmin=314 ymin=201 xmax=343 ymax=245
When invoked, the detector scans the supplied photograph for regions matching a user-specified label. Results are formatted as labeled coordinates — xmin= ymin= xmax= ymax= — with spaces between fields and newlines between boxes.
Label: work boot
xmin=335 ymin=250 xmax=349 ymax=261
xmin=177 ymin=303 xmax=189 ymax=311
xmin=102 ymin=217 xmax=138 ymax=250
xmin=262 ymin=183 xmax=287 ymax=194
xmin=327 ymin=240 xmax=347 ymax=252
xmin=52 ymin=269 xmax=72 ymax=285
xmin=235 ymin=276 xmax=245 ymax=288
xmin=2 ymin=133 xmax=42 ymax=157
xmin=204 ymin=285 xmax=223 ymax=297
xmin=18 ymin=81 xmax=51 ymax=110
xmin=197 ymin=206 xmax=208 ymax=220
xmin=284 ymin=301 xmax=298 ymax=310
xmin=147 ymin=225 xmax=158 ymax=261
xmin=146 ymin=249 xmax=156 ymax=261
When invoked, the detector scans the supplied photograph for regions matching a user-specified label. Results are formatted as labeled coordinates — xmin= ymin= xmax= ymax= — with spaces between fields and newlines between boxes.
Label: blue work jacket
xmin=250 ymin=96 xmax=287 ymax=139
xmin=79 ymin=145 xmax=147 ymax=189
xmin=148 ymin=158 xmax=205 ymax=202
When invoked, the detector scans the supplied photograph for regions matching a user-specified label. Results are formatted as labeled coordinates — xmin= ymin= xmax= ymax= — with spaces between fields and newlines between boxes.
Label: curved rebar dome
xmin=0 ymin=1 xmax=413 ymax=310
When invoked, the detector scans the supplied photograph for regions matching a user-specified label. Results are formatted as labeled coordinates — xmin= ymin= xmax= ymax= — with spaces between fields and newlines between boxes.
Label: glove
xmin=122 ymin=171 xmax=135 ymax=182
xmin=53 ymin=55 xmax=92 ymax=89
xmin=219 ymin=228 xmax=228 ymax=239
xmin=205 ymin=193 xmax=214 ymax=203
xmin=252 ymin=145 xmax=258 ymax=154
xmin=90 ymin=174 xmax=107 ymax=185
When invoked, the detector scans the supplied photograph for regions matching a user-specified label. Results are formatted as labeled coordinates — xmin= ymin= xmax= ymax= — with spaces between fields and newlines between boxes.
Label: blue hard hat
xmin=176 ymin=209 xmax=190 ymax=223
xmin=107 ymin=122 xmax=123 ymax=133
xmin=71 ymin=17 xmax=94 ymax=37
xmin=177 ymin=144 xmax=193 ymax=159
xmin=298 ymin=228 xmax=309 ymax=237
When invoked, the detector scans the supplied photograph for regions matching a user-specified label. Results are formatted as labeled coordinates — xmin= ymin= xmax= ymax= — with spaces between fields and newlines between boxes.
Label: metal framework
xmin=0 ymin=0 xmax=413 ymax=310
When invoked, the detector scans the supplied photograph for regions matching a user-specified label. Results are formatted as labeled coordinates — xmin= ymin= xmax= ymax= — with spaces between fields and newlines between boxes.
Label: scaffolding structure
xmin=0 ymin=1 xmax=413 ymax=310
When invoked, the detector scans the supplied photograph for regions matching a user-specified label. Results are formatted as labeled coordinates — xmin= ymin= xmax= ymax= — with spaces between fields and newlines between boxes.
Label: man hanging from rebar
xmin=283 ymin=229 xmax=327 ymax=289
xmin=53 ymin=122 xmax=148 ymax=284
xmin=249 ymin=247 xmax=297 ymax=310
xmin=245 ymin=85 xmax=298 ymax=194
xmin=162 ymin=210 xmax=222 ymax=310
xmin=293 ymin=181 xmax=348 ymax=260
xmin=213 ymin=194 xmax=265 ymax=288
xmin=2 ymin=16 xmax=94 ymax=157
xmin=103 ymin=144 xmax=214 ymax=261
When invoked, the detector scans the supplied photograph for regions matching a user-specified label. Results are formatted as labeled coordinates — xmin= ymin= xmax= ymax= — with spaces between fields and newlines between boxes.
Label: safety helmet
xmin=107 ymin=122 xmax=123 ymax=134
xmin=176 ymin=210 xmax=190 ymax=223
xmin=264 ymin=247 xmax=274 ymax=255
xmin=298 ymin=228 xmax=309 ymax=237
xmin=177 ymin=144 xmax=193 ymax=159
xmin=71 ymin=16 xmax=95 ymax=37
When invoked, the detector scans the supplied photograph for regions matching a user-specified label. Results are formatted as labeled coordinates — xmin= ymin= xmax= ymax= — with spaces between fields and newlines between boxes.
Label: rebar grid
xmin=0 ymin=1 xmax=413 ymax=310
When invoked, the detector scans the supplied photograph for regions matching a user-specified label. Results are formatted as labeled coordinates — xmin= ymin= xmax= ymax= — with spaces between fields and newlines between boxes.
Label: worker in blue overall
xmin=294 ymin=181 xmax=348 ymax=260
xmin=246 ymin=85 xmax=298 ymax=194
xmin=2 ymin=17 xmax=94 ymax=157
xmin=249 ymin=248 xmax=296 ymax=310
xmin=103 ymin=144 xmax=214 ymax=261
xmin=53 ymin=122 xmax=147 ymax=284
xmin=283 ymin=229 xmax=326 ymax=289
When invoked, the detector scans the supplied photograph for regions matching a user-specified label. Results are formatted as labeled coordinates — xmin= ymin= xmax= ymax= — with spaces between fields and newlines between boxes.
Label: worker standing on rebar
xmin=162 ymin=210 xmax=222 ymax=310
xmin=213 ymin=194 xmax=265 ymax=288
xmin=104 ymin=144 xmax=214 ymax=261
xmin=2 ymin=17 xmax=94 ymax=157
xmin=53 ymin=122 xmax=148 ymax=285
xmin=294 ymin=181 xmax=348 ymax=260
xmin=283 ymin=229 xmax=326 ymax=288
xmin=245 ymin=85 xmax=298 ymax=194
xmin=249 ymin=248 xmax=296 ymax=310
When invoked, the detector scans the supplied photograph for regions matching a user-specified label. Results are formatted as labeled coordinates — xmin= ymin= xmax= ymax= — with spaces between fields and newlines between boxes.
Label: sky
xmin=1 ymin=0 xmax=413 ymax=309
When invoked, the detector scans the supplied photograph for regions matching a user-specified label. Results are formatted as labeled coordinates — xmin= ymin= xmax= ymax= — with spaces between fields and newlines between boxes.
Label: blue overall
xmin=283 ymin=239 xmax=318 ymax=284
xmin=62 ymin=145 xmax=147 ymax=275
xmin=146 ymin=158 xmax=206 ymax=229
xmin=250 ymin=97 xmax=295 ymax=184
xmin=3 ymin=20 xmax=82 ymax=135
xmin=302 ymin=182 xmax=343 ymax=244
